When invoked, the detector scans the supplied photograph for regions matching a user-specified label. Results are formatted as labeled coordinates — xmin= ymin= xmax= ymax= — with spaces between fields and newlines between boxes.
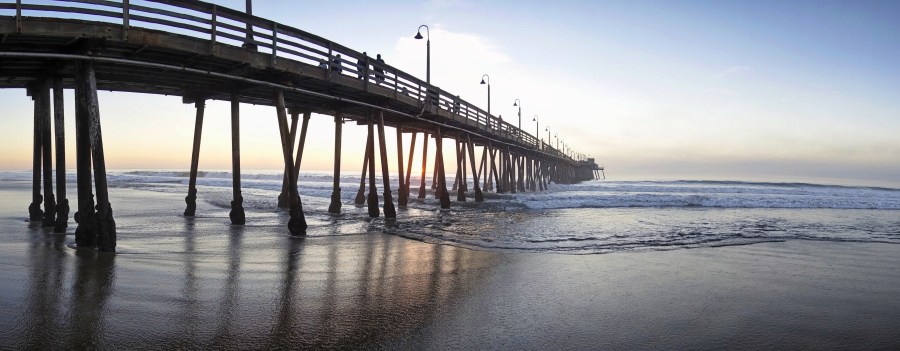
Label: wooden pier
xmin=0 ymin=0 xmax=602 ymax=251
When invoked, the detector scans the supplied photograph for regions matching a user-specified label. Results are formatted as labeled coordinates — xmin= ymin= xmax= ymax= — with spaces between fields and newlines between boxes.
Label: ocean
xmin=4 ymin=170 xmax=897 ymax=255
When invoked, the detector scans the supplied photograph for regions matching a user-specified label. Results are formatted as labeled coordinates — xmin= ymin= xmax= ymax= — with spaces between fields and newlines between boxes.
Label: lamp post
xmin=513 ymin=99 xmax=521 ymax=130
xmin=414 ymin=25 xmax=430 ymax=84
xmin=532 ymin=114 xmax=539 ymax=146
xmin=242 ymin=0 xmax=257 ymax=51
xmin=480 ymin=74 xmax=491 ymax=115
xmin=555 ymin=134 xmax=559 ymax=150
xmin=545 ymin=126 xmax=550 ymax=150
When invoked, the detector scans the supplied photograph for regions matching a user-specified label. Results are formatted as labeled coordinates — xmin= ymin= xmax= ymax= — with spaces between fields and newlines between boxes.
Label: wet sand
xmin=1 ymin=181 xmax=900 ymax=349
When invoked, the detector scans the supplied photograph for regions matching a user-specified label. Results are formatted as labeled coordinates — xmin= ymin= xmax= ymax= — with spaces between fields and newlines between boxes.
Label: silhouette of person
xmin=331 ymin=54 xmax=342 ymax=73
xmin=357 ymin=52 xmax=368 ymax=79
xmin=374 ymin=54 xmax=385 ymax=84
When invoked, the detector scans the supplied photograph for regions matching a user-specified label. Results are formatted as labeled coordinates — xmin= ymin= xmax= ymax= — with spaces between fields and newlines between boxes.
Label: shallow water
xmin=2 ymin=178 xmax=900 ymax=349
xmin=3 ymin=171 xmax=897 ymax=254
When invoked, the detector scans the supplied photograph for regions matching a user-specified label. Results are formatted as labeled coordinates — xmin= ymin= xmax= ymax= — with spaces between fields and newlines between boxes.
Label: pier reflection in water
xmin=10 ymin=212 xmax=495 ymax=349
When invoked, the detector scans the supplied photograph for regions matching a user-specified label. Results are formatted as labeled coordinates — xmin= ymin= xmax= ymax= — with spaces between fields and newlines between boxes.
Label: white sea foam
xmin=515 ymin=180 xmax=900 ymax=210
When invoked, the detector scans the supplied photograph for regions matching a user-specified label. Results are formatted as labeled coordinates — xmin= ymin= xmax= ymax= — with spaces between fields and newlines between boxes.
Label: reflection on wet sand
xmin=12 ymin=214 xmax=494 ymax=348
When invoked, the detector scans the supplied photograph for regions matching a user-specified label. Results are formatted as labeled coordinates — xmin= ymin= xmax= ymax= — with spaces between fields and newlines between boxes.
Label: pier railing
xmin=1 ymin=0 xmax=575 ymax=161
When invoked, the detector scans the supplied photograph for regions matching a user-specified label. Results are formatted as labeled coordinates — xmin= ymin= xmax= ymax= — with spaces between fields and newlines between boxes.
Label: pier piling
xmin=52 ymin=78 xmax=68 ymax=233
xmin=184 ymin=99 xmax=205 ymax=217
xmin=366 ymin=113 xmax=379 ymax=217
xmin=77 ymin=61 xmax=116 ymax=251
xmin=328 ymin=112 xmax=343 ymax=214
xmin=376 ymin=111 xmax=396 ymax=218
xmin=229 ymin=94 xmax=245 ymax=225
xmin=418 ymin=132 xmax=429 ymax=199
xmin=274 ymin=89 xmax=306 ymax=235
xmin=37 ymin=79 xmax=56 ymax=227
xmin=395 ymin=127 xmax=408 ymax=207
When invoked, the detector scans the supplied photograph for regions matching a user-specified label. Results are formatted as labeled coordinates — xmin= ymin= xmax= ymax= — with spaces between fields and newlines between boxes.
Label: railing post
xmin=122 ymin=0 xmax=130 ymax=40
xmin=210 ymin=5 xmax=217 ymax=54
xmin=392 ymin=69 xmax=398 ymax=99
xmin=270 ymin=23 xmax=277 ymax=67
xmin=364 ymin=55 xmax=370 ymax=91
xmin=15 ymin=0 xmax=21 ymax=33
xmin=326 ymin=43 xmax=333 ymax=80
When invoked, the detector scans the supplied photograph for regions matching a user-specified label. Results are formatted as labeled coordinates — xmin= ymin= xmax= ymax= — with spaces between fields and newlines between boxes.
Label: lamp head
xmin=480 ymin=78 xmax=486 ymax=85
xmin=414 ymin=31 xmax=423 ymax=39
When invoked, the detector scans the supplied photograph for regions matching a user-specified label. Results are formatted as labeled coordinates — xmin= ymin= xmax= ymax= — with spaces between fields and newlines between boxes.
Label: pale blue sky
xmin=1 ymin=0 xmax=899 ymax=187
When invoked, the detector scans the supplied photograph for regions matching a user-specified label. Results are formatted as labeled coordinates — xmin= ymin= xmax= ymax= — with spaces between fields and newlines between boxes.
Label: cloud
xmin=714 ymin=66 xmax=751 ymax=79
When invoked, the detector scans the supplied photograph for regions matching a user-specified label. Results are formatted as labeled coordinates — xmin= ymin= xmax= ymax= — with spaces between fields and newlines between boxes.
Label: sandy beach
xmin=1 ymin=181 xmax=899 ymax=350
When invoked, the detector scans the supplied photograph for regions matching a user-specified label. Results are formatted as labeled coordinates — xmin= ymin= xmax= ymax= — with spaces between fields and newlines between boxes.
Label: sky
xmin=1 ymin=0 xmax=899 ymax=187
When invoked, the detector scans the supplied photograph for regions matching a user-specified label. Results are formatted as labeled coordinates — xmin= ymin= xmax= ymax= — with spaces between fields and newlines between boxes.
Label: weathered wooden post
xmin=417 ymin=132 xmax=429 ymax=199
xmin=354 ymin=132 xmax=371 ymax=205
xmin=77 ymin=61 xmax=116 ymax=252
xmin=452 ymin=140 xmax=461 ymax=191
xmin=435 ymin=128 xmax=451 ymax=208
xmin=184 ymin=99 xmax=205 ymax=217
xmin=328 ymin=111 xmax=343 ymax=214
xmin=73 ymin=70 xmax=95 ymax=248
xmin=466 ymin=135 xmax=483 ymax=202
xmin=52 ymin=78 xmax=68 ymax=233
xmin=455 ymin=140 xmax=466 ymax=202
xmin=492 ymin=146 xmax=504 ymax=194
xmin=28 ymin=85 xmax=44 ymax=222
xmin=376 ymin=111 xmax=396 ymax=218
xmin=277 ymin=110 xmax=299 ymax=208
xmin=365 ymin=113 xmax=379 ymax=217
xmin=479 ymin=146 xmax=488 ymax=192
xmin=37 ymin=79 xmax=56 ymax=227
xmin=404 ymin=132 xmax=417 ymax=201
xmin=274 ymin=89 xmax=306 ymax=235
xmin=395 ymin=127 xmax=408 ymax=207
xmin=517 ymin=155 xmax=526 ymax=192
xmin=291 ymin=111 xmax=311 ymax=181
xmin=229 ymin=94 xmax=245 ymax=225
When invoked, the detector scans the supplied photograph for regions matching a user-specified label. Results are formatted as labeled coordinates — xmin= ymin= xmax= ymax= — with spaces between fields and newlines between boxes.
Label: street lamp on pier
xmin=513 ymin=99 xmax=521 ymax=130
xmin=480 ymin=74 xmax=491 ymax=115
xmin=532 ymin=114 xmax=539 ymax=146
xmin=414 ymin=25 xmax=430 ymax=84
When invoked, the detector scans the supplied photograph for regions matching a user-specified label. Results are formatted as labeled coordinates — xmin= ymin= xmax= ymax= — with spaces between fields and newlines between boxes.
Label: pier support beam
xmin=29 ymin=86 xmax=43 ymax=222
xmin=366 ymin=113 xmax=379 ymax=217
xmin=355 ymin=131 xmax=371 ymax=205
xmin=292 ymin=111 xmax=311 ymax=184
xmin=328 ymin=112 xmax=343 ymax=214
xmin=466 ymin=135 xmax=483 ymax=202
xmin=73 ymin=73 xmax=94 ymax=247
xmin=517 ymin=155 xmax=526 ymax=192
xmin=404 ymin=132 xmax=417 ymax=202
xmin=455 ymin=139 xmax=466 ymax=202
xmin=417 ymin=132 xmax=429 ymax=199
xmin=52 ymin=78 xmax=68 ymax=233
xmin=277 ymin=110 xmax=300 ymax=208
xmin=395 ymin=127 xmax=408 ymax=207
xmin=229 ymin=94 xmax=245 ymax=225
xmin=275 ymin=89 xmax=306 ymax=235
xmin=184 ymin=99 xmax=205 ymax=217
xmin=434 ymin=128 xmax=451 ymax=208
xmin=37 ymin=79 xmax=56 ymax=227
xmin=376 ymin=111 xmax=396 ymax=218
xmin=77 ymin=61 xmax=116 ymax=251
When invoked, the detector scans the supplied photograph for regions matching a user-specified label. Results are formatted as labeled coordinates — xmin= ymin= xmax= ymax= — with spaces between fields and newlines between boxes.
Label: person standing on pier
xmin=332 ymin=54 xmax=343 ymax=73
xmin=374 ymin=54 xmax=385 ymax=84
xmin=357 ymin=52 xmax=368 ymax=79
